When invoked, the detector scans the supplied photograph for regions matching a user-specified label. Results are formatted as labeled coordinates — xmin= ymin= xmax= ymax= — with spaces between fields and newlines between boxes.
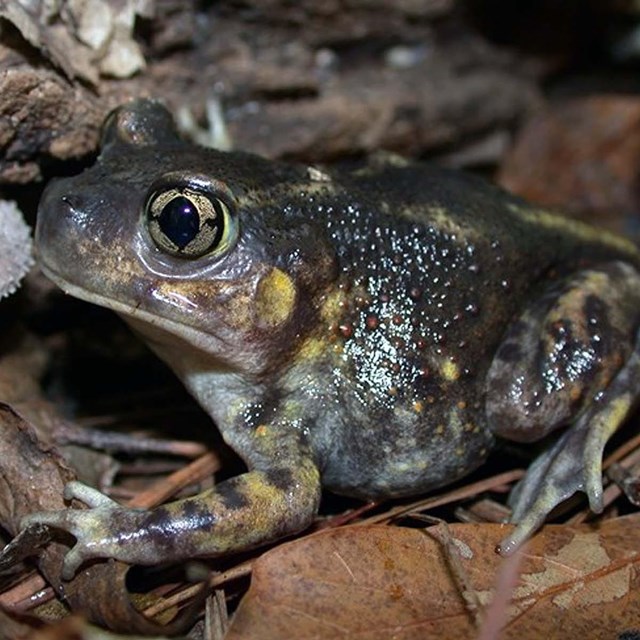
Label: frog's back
xmin=332 ymin=161 xmax=638 ymax=265
xmin=294 ymin=160 xmax=640 ymax=498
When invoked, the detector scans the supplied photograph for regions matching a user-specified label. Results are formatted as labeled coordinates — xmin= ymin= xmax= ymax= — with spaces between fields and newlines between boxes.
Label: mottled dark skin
xmin=25 ymin=99 xmax=640 ymax=578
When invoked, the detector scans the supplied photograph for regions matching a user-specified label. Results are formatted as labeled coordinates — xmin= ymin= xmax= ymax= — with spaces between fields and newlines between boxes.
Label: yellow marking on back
xmin=508 ymin=203 xmax=639 ymax=256
xmin=422 ymin=205 xmax=482 ymax=240
xmin=441 ymin=359 xmax=460 ymax=381
xmin=320 ymin=288 xmax=348 ymax=322
xmin=255 ymin=425 xmax=269 ymax=437
xmin=297 ymin=336 xmax=327 ymax=362
xmin=255 ymin=267 xmax=296 ymax=328
xmin=307 ymin=166 xmax=332 ymax=182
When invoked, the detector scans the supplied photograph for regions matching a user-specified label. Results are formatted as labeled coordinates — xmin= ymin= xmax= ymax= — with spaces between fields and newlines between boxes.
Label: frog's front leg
xmin=21 ymin=427 xmax=321 ymax=579
xmin=485 ymin=261 xmax=640 ymax=553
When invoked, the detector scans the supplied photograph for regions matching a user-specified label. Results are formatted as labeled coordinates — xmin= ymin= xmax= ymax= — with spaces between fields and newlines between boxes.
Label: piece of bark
xmin=0 ymin=1 xmax=542 ymax=182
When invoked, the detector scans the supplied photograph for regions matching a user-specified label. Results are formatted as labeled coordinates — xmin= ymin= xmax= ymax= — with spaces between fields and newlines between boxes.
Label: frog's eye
xmin=145 ymin=178 xmax=236 ymax=259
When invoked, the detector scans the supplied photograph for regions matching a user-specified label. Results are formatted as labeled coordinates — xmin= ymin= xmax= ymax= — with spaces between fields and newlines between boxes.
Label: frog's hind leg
xmin=499 ymin=335 xmax=640 ymax=554
xmin=485 ymin=261 xmax=640 ymax=554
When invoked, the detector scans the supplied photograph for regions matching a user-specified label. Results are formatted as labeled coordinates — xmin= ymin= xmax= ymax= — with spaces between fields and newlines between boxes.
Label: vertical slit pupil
xmin=158 ymin=196 xmax=199 ymax=249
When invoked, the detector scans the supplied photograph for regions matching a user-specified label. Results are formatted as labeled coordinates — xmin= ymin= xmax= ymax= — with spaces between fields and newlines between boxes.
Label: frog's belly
xmin=319 ymin=410 xmax=495 ymax=500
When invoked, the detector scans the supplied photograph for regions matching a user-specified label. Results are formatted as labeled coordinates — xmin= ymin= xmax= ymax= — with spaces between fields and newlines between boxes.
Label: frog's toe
xmin=21 ymin=505 xmax=86 ymax=536
xmin=62 ymin=480 xmax=119 ymax=508
xmin=501 ymin=468 xmax=603 ymax=556
xmin=60 ymin=542 xmax=92 ymax=580
xmin=499 ymin=427 xmax=591 ymax=555
xmin=20 ymin=481 xmax=120 ymax=536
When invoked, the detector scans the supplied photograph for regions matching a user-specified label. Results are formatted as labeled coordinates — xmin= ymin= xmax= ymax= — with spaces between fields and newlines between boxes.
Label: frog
xmin=27 ymin=98 xmax=640 ymax=579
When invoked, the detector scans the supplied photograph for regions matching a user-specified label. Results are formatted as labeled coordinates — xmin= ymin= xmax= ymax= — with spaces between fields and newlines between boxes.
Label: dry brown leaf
xmin=0 ymin=404 xmax=76 ymax=535
xmin=25 ymin=615 xmax=159 ymax=640
xmin=0 ymin=606 xmax=45 ymax=639
xmin=498 ymin=95 xmax=640 ymax=225
xmin=227 ymin=517 xmax=640 ymax=639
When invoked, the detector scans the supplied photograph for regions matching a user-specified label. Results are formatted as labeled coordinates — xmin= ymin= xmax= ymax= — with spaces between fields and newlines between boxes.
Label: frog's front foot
xmin=21 ymin=481 xmax=149 ymax=579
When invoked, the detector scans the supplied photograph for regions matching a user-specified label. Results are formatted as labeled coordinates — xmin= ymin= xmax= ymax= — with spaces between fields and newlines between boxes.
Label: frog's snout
xmin=36 ymin=179 xmax=75 ymax=256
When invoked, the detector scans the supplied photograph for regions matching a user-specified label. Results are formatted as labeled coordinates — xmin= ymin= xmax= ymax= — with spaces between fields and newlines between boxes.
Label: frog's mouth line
xmin=39 ymin=262 xmax=227 ymax=356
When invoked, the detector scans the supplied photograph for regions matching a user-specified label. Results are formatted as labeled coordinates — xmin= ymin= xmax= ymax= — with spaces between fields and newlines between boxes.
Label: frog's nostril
xmin=56 ymin=193 xmax=94 ymax=228
xmin=61 ymin=194 xmax=81 ymax=211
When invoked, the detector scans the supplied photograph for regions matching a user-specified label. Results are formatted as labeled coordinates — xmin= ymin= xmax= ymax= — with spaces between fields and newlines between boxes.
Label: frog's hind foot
xmin=499 ymin=330 xmax=640 ymax=555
